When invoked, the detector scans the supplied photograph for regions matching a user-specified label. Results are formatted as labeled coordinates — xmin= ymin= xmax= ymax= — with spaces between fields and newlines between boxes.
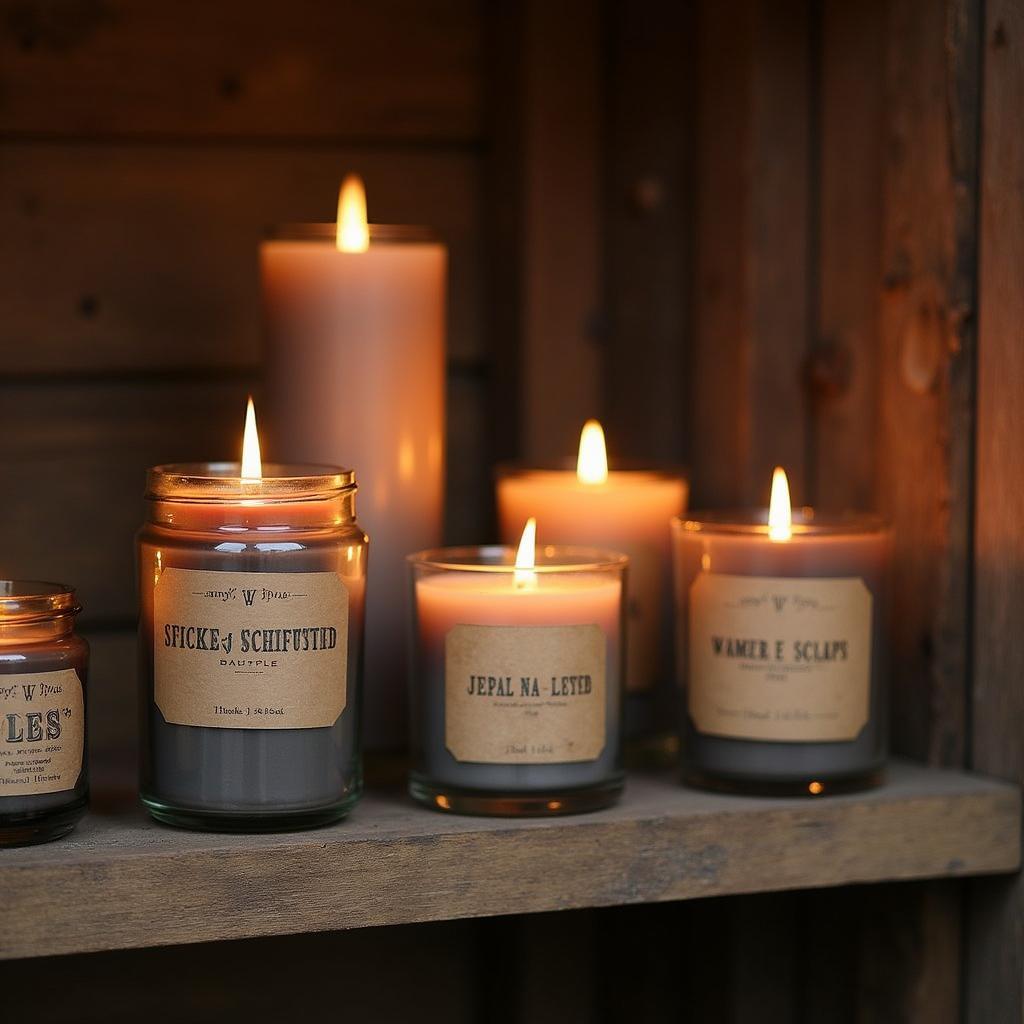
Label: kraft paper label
xmin=445 ymin=624 xmax=607 ymax=764
xmin=154 ymin=568 xmax=349 ymax=730
xmin=0 ymin=669 xmax=84 ymax=796
xmin=689 ymin=574 xmax=872 ymax=742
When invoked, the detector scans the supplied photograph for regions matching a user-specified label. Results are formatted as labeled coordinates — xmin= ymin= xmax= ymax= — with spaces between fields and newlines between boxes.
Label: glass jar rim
xmin=495 ymin=460 xmax=687 ymax=480
xmin=408 ymin=544 xmax=628 ymax=574
xmin=672 ymin=509 xmax=889 ymax=537
xmin=146 ymin=463 xmax=355 ymax=502
xmin=265 ymin=223 xmax=440 ymax=244
xmin=0 ymin=580 xmax=80 ymax=622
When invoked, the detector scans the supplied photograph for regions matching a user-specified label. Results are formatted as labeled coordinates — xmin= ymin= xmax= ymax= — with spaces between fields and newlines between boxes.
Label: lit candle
xmin=496 ymin=421 xmax=687 ymax=722
xmin=671 ymin=468 xmax=892 ymax=795
xmin=407 ymin=521 xmax=627 ymax=816
xmin=0 ymin=581 xmax=89 ymax=846
xmin=261 ymin=174 xmax=446 ymax=749
xmin=137 ymin=400 xmax=368 ymax=831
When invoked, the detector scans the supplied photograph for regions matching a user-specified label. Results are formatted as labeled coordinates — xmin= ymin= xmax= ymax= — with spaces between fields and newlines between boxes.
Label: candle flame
xmin=241 ymin=397 xmax=263 ymax=481
xmin=336 ymin=174 xmax=369 ymax=253
xmin=514 ymin=517 xmax=537 ymax=587
xmin=768 ymin=466 xmax=792 ymax=542
xmin=576 ymin=419 xmax=608 ymax=485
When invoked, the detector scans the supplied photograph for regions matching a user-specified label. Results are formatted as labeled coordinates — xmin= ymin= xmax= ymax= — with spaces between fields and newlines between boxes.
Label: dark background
xmin=0 ymin=0 xmax=1021 ymax=1020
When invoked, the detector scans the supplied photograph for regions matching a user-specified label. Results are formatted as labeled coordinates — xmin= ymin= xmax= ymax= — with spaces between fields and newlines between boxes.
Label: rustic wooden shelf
xmin=1 ymin=759 xmax=1018 ymax=961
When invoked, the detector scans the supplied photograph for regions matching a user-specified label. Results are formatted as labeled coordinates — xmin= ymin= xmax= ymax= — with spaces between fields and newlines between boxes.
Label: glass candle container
xmin=408 ymin=545 xmax=627 ymax=816
xmin=138 ymin=463 xmax=367 ymax=832
xmin=0 ymin=581 xmax=88 ymax=846
xmin=672 ymin=511 xmax=892 ymax=796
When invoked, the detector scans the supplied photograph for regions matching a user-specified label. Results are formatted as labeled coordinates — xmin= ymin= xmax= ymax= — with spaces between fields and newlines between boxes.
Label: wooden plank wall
xmin=967 ymin=0 xmax=1024 ymax=1018
xmin=0 ymin=0 xmax=486 ymax=776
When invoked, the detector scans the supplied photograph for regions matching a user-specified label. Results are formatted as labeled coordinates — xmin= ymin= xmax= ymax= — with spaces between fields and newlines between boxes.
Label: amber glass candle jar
xmin=138 ymin=463 xmax=367 ymax=832
xmin=0 ymin=581 xmax=89 ymax=846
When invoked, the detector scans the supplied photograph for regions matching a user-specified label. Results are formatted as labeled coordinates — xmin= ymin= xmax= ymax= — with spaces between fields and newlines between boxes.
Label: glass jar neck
xmin=0 ymin=612 xmax=77 ymax=646
xmin=145 ymin=490 xmax=356 ymax=533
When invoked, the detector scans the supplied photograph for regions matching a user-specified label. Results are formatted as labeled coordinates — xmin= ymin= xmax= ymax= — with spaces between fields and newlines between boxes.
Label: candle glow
xmin=768 ymin=466 xmax=792 ymax=542
xmin=514 ymin=517 xmax=538 ymax=588
xmin=241 ymin=397 xmax=263 ymax=481
xmin=576 ymin=420 xmax=609 ymax=485
xmin=336 ymin=174 xmax=370 ymax=253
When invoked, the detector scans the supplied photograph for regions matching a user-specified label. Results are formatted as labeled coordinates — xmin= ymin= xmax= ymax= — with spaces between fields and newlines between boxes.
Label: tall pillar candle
xmin=261 ymin=177 xmax=446 ymax=749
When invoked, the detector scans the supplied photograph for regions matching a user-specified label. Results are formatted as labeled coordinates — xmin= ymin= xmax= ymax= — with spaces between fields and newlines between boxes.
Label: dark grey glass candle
xmin=0 ymin=581 xmax=88 ymax=846
xmin=408 ymin=545 xmax=627 ymax=816
xmin=672 ymin=510 xmax=892 ymax=796
xmin=138 ymin=463 xmax=367 ymax=832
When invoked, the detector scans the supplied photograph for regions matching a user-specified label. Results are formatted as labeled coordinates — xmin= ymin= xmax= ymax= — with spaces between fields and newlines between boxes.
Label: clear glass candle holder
xmin=0 ymin=581 xmax=89 ymax=847
xmin=672 ymin=511 xmax=892 ymax=796
xmin=138 ymin=463 xmax=367 ymax=832
xmin=408 ymin=545 xmax=627 ymax=816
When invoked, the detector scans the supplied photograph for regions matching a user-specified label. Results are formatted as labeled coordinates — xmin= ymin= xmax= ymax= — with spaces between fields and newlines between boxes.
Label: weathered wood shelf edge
xmin=1 ymin=759 xmax=1018 ymax=961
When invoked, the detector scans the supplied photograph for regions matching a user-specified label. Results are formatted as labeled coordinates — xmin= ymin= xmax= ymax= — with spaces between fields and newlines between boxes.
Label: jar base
xmin=0 ymin=798 xmax=87 ymax=847
xmin=684 ymin=766 xmax=885 ymax=798
xmin=141 ymin=792 xmax=361 ymax=833
xmin=408 ymin=773 xmax=625 ymax=817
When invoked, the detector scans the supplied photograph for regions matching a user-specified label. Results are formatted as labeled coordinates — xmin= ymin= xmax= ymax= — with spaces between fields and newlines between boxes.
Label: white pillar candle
xmin=261 ymin=176 xmax=446 ymax=749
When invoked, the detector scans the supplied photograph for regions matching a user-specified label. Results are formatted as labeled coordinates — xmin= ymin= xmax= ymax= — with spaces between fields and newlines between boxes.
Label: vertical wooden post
xmin=810 ymin=0 xmax=885 ymax=512
xmin=603 ymin=0 xmax=694 ymax=465
xmin=967 ymin=1 xmax=1024 ymax=1018
xmin=693 ymin=0 xmax=811 ymax=507
xmin=521 ymin=0 xmax=605 ymax=462
xmin=484 ymin=0 xmax=605 ymax=468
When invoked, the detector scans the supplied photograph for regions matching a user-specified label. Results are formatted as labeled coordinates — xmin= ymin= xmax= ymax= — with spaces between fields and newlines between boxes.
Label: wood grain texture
xmin=692 ymin=0 xmax=811 ymax=507
xmin=603 ymin=0 xmax=693 ymax=465
xmin=0 ymin=0 xmax=481 ymax=142
xmin=519 ymin=0 xmax=604 ymax=462
xmin=877 ymin=0 xmax=979 ymax=768
xmin=810 ymin=0 xmax=885 ymax=512
xmin=967 ymin=0 xmax=1024 ymax=1018
xmin=0 ymin=762 xmax=1017 ymax=961
xmin=0 ymin=370 xmax=488 ymax=624
xmin=0 ymin=376 xmax=253 ymax=622
xmin=0 ymin=924 xmax=479 ymax=1024
xmin=0 ymin=146 xmax=482 ymax=371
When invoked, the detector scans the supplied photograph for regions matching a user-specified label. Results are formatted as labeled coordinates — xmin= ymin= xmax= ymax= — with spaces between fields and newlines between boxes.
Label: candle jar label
xmin=688 ymin=574 xmax=872 ymax=742
xmin=444 ymin=623 xmax=607 ymax=764
xmin=154 ymin=568 xmax=349 ymax=730
xmin=0 ymin=669 xmax=84 ymax=796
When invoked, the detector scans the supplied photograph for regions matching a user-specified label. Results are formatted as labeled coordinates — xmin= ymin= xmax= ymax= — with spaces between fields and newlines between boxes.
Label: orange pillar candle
xmin=261 ymin=176 xmax=446 ymax=749
xmin=496 ymin=421 xmax=687 ymax=730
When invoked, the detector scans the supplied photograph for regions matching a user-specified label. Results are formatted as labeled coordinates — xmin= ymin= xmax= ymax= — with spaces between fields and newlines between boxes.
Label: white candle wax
xmin=262 ymin=229 xmax=446 ymax=749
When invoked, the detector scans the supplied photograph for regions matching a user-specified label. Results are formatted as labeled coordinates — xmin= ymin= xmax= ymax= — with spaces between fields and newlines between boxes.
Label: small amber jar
xmin=0 ymin=581 xmax=89 ymax=846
